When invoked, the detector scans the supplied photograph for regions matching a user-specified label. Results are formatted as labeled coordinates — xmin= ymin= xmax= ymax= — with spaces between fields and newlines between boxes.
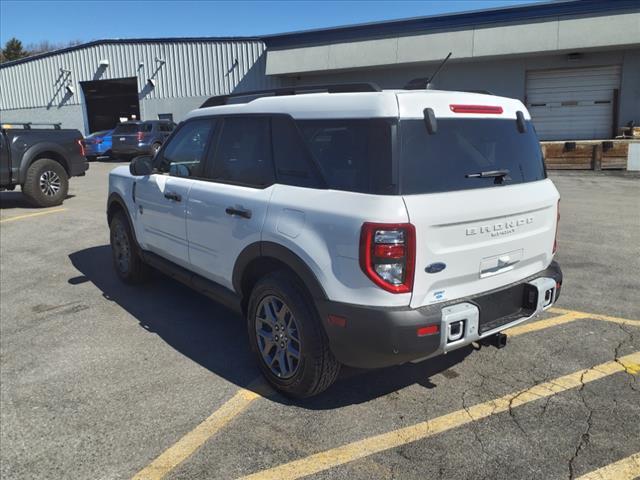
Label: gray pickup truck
xmin=0 ymin=123 xmax=88 ymax=207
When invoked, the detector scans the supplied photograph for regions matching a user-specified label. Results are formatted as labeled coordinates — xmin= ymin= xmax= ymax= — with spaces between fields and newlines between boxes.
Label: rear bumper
xmin=317 ymin=261 xmax=562 ymax=369
xmin=112 ymin=144 xmax=152 ymax=156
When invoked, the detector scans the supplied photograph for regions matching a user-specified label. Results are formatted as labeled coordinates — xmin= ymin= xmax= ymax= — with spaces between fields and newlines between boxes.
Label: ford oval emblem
xmin=425 ymin=262 xmax=446 ymax=274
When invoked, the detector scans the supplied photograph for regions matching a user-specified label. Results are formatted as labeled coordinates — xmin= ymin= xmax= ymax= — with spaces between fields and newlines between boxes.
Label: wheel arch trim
xmin=233 ymin=241 xmax=328 ymax=302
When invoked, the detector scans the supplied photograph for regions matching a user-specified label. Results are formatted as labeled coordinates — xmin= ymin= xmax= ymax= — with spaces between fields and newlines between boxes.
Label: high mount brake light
xmin=360 ymin=223 xmax=416 ymax=294
xmin=450 ymin=104 xmax=503 ymax=114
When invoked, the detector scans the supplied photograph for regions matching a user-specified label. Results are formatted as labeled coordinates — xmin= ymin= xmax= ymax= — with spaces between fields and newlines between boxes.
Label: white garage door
xmin=526 ymin=65 xmax=621 ymax=140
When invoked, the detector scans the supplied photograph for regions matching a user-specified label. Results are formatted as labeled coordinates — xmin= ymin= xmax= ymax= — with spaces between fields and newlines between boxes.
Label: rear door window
xmin=271 ymin=116 xmax=323 ymax=188
xmin=207 ymin=117 xmax=275 ymax=187
xmin=295 ymin=119 xmax=394 ymax=194
xmin=400 ymin=118 xmax=545 ymax=194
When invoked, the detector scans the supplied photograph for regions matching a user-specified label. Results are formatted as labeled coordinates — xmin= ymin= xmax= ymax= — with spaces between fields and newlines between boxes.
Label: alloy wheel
xmin=39 ymin=170 xmax=61 ymax=196
xmin=255 ymin=295 xmax=302 ymax=378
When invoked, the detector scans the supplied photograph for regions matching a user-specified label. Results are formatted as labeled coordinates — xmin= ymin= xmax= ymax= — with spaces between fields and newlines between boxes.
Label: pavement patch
xmin=575 ymin=451 xmax=640 ymax=480
xmin=237 ymin=352 xmax=640 ymax=480
xmin=132 ymin=380 xmax=268 ymax=480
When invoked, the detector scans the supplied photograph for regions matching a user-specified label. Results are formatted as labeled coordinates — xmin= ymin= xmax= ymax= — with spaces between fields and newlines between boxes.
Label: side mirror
xmin=129 ymin=155 xmax=153 ymax=176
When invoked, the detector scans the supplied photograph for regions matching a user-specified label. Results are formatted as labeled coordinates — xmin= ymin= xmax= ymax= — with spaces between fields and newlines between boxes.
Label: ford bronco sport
xmin=107 ymin=83 xmax=562 ymax=398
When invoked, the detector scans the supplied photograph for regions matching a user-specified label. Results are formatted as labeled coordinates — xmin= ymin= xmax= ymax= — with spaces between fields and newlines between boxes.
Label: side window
xmin=155 ymin=119 xmax=215 ymax=177
xmin=296 ymin=119 xmax=393 ymax=194
xmin=271 ymin=116 xmax=322 ymax=188
xmin=142 ymin=123 xmax=153 ymax=133
xmin=208 ymin=117 xmax=274 ymax=187
xmin=160 ymin=123 xmax=173 ymax=133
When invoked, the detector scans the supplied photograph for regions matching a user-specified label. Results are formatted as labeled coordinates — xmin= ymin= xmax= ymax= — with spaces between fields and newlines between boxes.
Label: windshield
xmin=399 ymin=118 xmax=545 ymax=195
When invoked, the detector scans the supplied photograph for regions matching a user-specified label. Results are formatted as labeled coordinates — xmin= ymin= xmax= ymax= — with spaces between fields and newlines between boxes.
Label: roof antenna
xmin=425 ymin=52 xmax=452 ymax=89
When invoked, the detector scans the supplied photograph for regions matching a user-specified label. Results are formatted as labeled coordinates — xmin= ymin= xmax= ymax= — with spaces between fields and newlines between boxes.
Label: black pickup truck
xmin=0 ymin=123 xmax=88 ymax=207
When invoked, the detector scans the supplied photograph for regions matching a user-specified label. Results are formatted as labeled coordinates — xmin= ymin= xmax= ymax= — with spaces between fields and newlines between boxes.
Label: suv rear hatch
xmin=112 ymin=123 xmax=145 ymax=151
xmin=397 ymin=92 xmax=559 ymax=309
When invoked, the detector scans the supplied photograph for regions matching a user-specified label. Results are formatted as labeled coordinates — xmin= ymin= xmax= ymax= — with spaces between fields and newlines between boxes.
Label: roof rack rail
xmin=1 ymin=122 xmax=62 ymax=130
xmin=200 ymin=82 xmax=382 ymax=108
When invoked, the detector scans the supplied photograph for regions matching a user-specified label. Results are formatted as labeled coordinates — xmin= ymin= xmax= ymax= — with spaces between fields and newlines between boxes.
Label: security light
xmin=99 ymin=59 xmax=109 ymax=67
xmin=147 ymin=78 xmax=156 ymax=88
xmin=65 ymin=85 xmax=75 ymax=95
xmin=155 ymin=57 xmax=166 ymax=65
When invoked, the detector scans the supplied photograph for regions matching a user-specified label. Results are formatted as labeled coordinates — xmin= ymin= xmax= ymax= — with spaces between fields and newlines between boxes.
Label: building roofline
xmin=262 ymin=0 xmax=640 ymax=48
xmin=1 ymin=0 xmax=637 ymax=68
xmin=0 ymin=36 xmax=264 ymax=68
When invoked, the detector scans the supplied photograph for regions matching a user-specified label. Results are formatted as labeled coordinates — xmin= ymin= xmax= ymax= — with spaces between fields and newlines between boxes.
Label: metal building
xmin=1 ymin=0 xmax=639 ymax=140
xmin=264 ymin=0 xmax=640 ymax=140
xmin=0 ymin=38 xmax=280 ymax=134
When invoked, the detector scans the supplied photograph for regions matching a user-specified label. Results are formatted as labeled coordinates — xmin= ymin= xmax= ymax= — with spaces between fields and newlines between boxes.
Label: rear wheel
xmin=247 ymin=271 xmax=340 ymax=398
xmin=22 ymin=158 xmax=69 ymax=207
xmin=109 ymin=211 xmax=148 ymax=284
xmin=151 ymin=143 xmax=162 ymax=156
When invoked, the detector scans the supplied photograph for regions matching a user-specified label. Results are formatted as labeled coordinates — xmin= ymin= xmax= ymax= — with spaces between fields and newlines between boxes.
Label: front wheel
xmin=22 ymin=158 xmax=69 ymax=207
xmin=247 ymin=271 xmax=340 ymax=398
xmin=109 ymin=211 xmax=148 ymax=284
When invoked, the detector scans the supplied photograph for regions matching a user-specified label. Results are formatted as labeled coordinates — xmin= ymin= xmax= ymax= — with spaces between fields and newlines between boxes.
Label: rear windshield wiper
xmin=465 ymin=169 xmax=511 ymax=184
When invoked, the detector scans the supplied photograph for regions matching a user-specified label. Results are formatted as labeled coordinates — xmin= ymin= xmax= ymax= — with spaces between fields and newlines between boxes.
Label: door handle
xmin=164 ymin=191 xmax=182 ymax=202
xmin=225 ymin=206 xmax=252 ymax=219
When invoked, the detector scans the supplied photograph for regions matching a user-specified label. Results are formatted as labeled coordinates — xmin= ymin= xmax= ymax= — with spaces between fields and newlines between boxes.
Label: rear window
xmin=113 ymin=124 xmax=140 ymax=134
xmin=400 ymin=118 xmax=545 ymax=194
xmin=296 ymin=119 xmax=394 ymax=194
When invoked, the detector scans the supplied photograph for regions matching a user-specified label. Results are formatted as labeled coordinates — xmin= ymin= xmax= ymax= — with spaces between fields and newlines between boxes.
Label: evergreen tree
xmin=1 ymin=38 xmax=28 ymax=62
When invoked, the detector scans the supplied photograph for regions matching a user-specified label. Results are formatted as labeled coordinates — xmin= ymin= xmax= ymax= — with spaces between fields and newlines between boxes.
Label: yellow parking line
xmin=133 ymin=382 xmax=268 ymax=480
xmin=506 ymin=311 xmax=584 ymax=336
xmin=238 ymin=352 xmax=640 ymax=480
xmin=576 ymin=452 xmax=640 ymax=480
xmin=548 ymin=307 xmax=640 ymax=326
xmin=0 ymin=208 xmax=67 ymax=223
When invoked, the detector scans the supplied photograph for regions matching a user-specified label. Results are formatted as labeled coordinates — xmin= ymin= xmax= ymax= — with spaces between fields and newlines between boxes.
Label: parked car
xmin=1 ymin=123 xmax=88 ymax=207
xmin=111 ymin=120 xmax=176 ymax=160
xmin=107 ymin=84 xmax=562 ymax=398
xmin=83 ymin=129 xmax=113 ymax=161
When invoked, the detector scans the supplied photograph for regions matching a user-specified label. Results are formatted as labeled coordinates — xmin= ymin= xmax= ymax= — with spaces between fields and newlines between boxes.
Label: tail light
xmin=553 ymin=199 xmax=560 ymax=254
xmin=77 ymin=139 xmax=85 ymax=156
xmin=95 ymin=138 xmax=103 ymax=144
xmin=360 ymin=223 xmax=416 ymax=293
xmin=137 ymin=131 xmax=144 ymax=142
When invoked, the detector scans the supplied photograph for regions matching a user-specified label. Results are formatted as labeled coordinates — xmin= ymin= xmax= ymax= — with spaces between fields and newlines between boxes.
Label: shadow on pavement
xmin=68 ymin=245 xmax=471 ymax=409
xmin=0 ymin=191 xmax=75 ymax=209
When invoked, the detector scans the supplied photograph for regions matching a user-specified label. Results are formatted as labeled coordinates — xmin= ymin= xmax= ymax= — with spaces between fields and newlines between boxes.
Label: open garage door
xmin=526 ymin=65 xmax=621 ymax=140
xmin=81 ymin=77 xmax=140 ymax=134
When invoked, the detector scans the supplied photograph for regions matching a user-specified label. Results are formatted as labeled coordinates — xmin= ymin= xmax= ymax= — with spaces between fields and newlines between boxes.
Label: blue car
xmin=82 ymin=129 xmax=113 ymax=161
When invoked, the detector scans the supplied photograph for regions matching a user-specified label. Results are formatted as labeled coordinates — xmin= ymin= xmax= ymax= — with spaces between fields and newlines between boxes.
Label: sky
xmin=0 ymin=0 xmax=547 ymax=46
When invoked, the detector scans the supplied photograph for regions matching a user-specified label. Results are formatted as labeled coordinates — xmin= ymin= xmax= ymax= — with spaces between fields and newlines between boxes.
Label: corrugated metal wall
xmin=0 ymin=40 xmax=278 ymax=110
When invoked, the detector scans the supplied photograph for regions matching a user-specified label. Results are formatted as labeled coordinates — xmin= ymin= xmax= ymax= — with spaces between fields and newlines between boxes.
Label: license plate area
xmin=473 ymin=284 xmax=536 ymax=334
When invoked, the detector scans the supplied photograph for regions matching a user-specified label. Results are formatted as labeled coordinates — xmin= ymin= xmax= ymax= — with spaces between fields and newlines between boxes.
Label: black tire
xmin=247 ymin=271 xmax=340 ymax=398
xmin=109 ymin=211 xmax=149 ymax=284
xmin=22 ymin=158 xmax=69 ymax=208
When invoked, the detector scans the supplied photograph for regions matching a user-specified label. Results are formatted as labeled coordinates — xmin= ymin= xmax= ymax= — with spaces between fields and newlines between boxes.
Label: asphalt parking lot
xmin=1 ymin=162 xmax=639 ymax=480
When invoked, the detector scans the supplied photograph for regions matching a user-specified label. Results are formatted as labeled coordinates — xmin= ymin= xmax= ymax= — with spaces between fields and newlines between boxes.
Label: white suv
xmin=107 ymin=83 xmax=562 ymax=398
